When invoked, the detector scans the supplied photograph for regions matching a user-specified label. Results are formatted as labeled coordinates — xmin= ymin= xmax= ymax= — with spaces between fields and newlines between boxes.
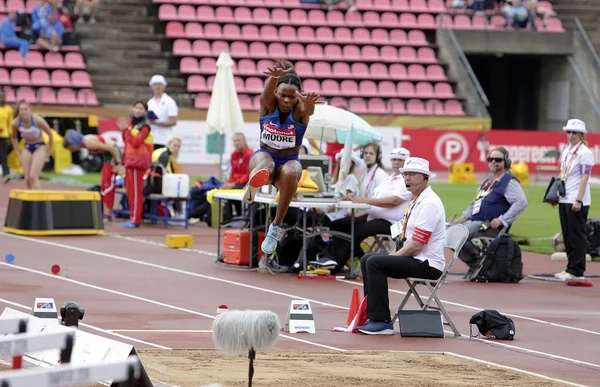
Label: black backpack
xmin=469 ymin=309 xmax=515 ymax=340
xmin=143 ymin=163 xmax=165 ymax=196
xmin=473 ymin=236 xmax=523 ymax=283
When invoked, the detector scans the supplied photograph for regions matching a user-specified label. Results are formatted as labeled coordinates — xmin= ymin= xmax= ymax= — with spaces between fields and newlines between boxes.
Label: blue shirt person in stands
xmin=449 ymin=147 xmax=528 ymax=280
xmin=36 ymin=12 xmax=63 ymax=52
xmin=0 ymin=11 xmax=30 ymax=58
xmin=31 ymin=0 xmax=56 ymax=37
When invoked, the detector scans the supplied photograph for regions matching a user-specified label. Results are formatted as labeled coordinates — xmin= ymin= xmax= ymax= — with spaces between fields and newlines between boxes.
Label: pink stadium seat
xmin=303 ymin=79 xmax=321 ymax=94
xmin=38 ymin=87 xmax=57 ymax=105
xmin=344 ymin=11 xmax=362 ymax=27
xmin=16 ymin=87 xmax=36 ymax=103
xmin=241 ymin=25 xmax=260 ymax=40
xmin=166 ymin=21 xmax=185 ymax=38
xmin=361 ymin=45 xmax=379 ymax=61
xmin=271 ymin=8 xmax=289 ymax=22
xmin=415 ymin=81 xmax=434 ymax=98
xmin=329 ymin=97 xmax=348 ymax=110
xmin=297 ymin=26 xmax=315 ymax=43
xmin=294 ymin=61 xmax=313 ymax=77
xmin=4 ymin=50 xmax=23 ymax=67
xmin=389 ymin=98 xmax=406 ymax=114
xmin=215 ymin=6 xmax=234 ymax=22
xmin=256 ymin=59 xmax=272 ymax=73
xmin=391 ymin=0 xmax=409 ymax=12
xmin=368 ymin=98 xmax=388 ymax=114
xmin=253 ymin=8 xmax=271 ymax=23
xmin=382 ymin=12 xmax=400 ymax=28
xmin=371 ymin=28 xmax=389 ymax=44
xmin=268 ymin=42 xmax=286 ymax=57
xmin=289 ymin=9 xmax=308 ymax=25
xmin=378 ymin=80 xmax=396 ymax=97
xmin=211 ymin=40 xmax=229 ymax=56
xmin=3 ymin=87 xmax=16 ymax=104
xmin=316 ymin=26 xmax=334 ymax=43
xmin=434 ymin=82 xmax=455 ymax=98
xmin=407 ymin=64 xmax=426 ymax=80
xmin=407 ymin=30 xmax=427 ymax=45
xmin=445 ymin=100 xmax=465 ymax=115
xmin=191 ymin=40 xmax=210 ymax=56
xmin=30 ymin=69 xmax=50 ymax=87
xmin=340 ymin=79 xmax=359 ymax=95
xmin=306 ymin=44 xmax=324 ymax=60
xmin=260 ymin=25 xmax=278 ymax=40
xmin=11 ymin=68 xmax=30 ymax=86
xmin=278 ymin=26 xmax=296 ymax=42
xmin=0 ymin=69 xmax=9 ymax=85
xmin=406 ymin=99 xmax=425 ymax=114
xmin=180 ymin=57 xmax=198 ymax=73
xmin=369 ymin=63 xmax=388 ymax=78
xmin=323 ymin=44 xmax=342 ymax=61
xmin=313 ymin=61 xmax=331 ymax=77
xmin=362 ymin=11 xmax=380 ymax=27
xmin=388 ymin=63 xmax=407 ymax=80
xmin=51 ymin=70 xmax=71 ymax=87
xmin=286 ymin=43 xmax=305 ymax=60
xmin=397 ymin=81 xmax=415 ymax=98
xmin=359 ymin=80 xmax=378 ymax=96
xmin=195 ymin=93 xmax=211 ymax=109
xmin=389 ymin=29 xmax=407 ymax=44
xmin=380 ymin=45 xmax=398 ymax=62
xmin=398 ymin=46 xmax=417 ymax=62
xmin=490 ymin=16 xmax=506 ymax=29
xmin=343 ymin=45 xmax=361 ymax=61
xmin=426 ymin=99 xmax=445 ymax=115
xmin=428 ymin=0 xmax=446 ymax=13
xmin=237 ymin=59 xmax=257 ymax=76
xmin=7 ymin=0 xmax=25 ymax=12
xmin=321 ymin=79 xmax=340 ymax=94
xmin=178 ymin=5 xmax=197 ymax=21
xmin=351 ymin=62 xmax=369 ymax=78
xmin=416 ymin=13 xmax=435 ymax=28
xmin=233 ymin=76 xmax=245 ymax=93
xmin=248 ymin=42 xmax=268 ymax=59
xmin=325 ymin=11 xmax=345 ymax=27
xmin=356 ymin=0 xmax=372 ymax=10
xmin=332 ymin=62 xmax=350 ymax=77
xmin=353 ymin=28 xmax=371 ymax=45
xmin=206 ymin=76 xmax=215 ymax=89
xmin=204 ymin=24 xmax=222 ymax=40
xmin=238 ymin=94 xmax=254 ymax=111
xmin=245 ymin=77 xmax=263 ymax=93
xmin=234 ymin=7 xmax=252 ymax=23
xmin=417 ymin=47 xmax=437 ymax=63
xmin=185 ymin=23 xmax=203 ymax=39
xmin=62 ymin=52 xmax=84 ymax=70
xmin=173 ymin=39 xmax=192 ymax=56
xmin=409 ymin=0 xmax=428 ymax=12
xmin=333 ymin=27 xmax=353 ymax=44
xmin=426 ymin=64 xmax=447 ymax=81
xmin=158 ymin=4 xmax=177 ymax=20
xmin=307 ymin=9 xmax=326 ymax=26
xmin=349 ymin=98 xmax=368 ymax=114
xmin=187 ymin=75 xmax=207 ymax=92
xmin=373 ymin=0 xmax=390 ymax=12
xmin=24 ymin=51 xmax=43 ymax=68
xmin=230 ymin=41 xmax=249 ymax=58
xmin=472 ymin=15 xmax=487 ymax=29
xmin=545 ymin=18 xmax=564 ymax=32
xmin=398 ymin=13 xmax=417 ymax=29
xmin=453 ymin=14 xmax=471 ymax=29
xmin=223 ymin=24 xmax=241 ymax=40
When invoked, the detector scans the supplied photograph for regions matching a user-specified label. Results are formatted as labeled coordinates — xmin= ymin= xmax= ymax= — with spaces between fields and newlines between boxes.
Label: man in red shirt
xmin=221 ymin=133 xmax=253 ymax=220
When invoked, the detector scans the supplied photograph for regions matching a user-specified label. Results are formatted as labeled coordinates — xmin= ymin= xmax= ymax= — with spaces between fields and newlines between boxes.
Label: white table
xmin=213 ymin=191 xmax=370 ymax=276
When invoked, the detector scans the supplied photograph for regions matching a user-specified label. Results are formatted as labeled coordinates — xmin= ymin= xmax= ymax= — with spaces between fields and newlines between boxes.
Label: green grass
xmin=431 ymin=182 xmax=600 ymax=255
xmin=39 ymin=172 xmax=600 ymax=255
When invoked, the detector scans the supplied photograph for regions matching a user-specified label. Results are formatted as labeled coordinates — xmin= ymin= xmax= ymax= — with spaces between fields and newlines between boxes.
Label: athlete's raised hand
xmin=263 ymin=59 xmax=294 ymax=78
xmin=296 ymin=91 xmax=321 ymax=106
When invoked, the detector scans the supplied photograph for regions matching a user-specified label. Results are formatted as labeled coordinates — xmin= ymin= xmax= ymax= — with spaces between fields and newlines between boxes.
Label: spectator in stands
xmin=37 ymin=12 xmax=63 ymax=52
xmin=1 ymin=11 xmax=30 ymax=58
xmin=75 ymin=0 xmax=99 ymax=24
xmin=321 ymin=0 xmax=357 ymax=13
xmin=57 ymin=7 xmax=76 ymax=45
xmin=0 ymin=91 xmax=13 ymax=183
xmin=63 ymin=129 xmax=122 ymax=221
xmin=219 ymin=133 xmax=254 ymax=221
xmin=10 ymin=101 xmax=54 ymax=190
xmin=118 ymin=101 xmax=153 ymax=228
xmin=449 ymin=147 xmax=527 ymax=280
xmin=31 ymin=0 xmax=56 ymax=38
xmin=357 ymin=157 xmax=446 ymax=336
xmin=503 ymin=0 xmax=530 ymax=28
xmin=554 ymin=119 xmax=594 ymax=281
xmin=147 ymin=75 xmax=179 ymax=150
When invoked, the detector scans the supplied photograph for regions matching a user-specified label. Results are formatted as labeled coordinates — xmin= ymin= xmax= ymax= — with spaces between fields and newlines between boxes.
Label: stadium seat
xmin=51 ymin=70 xmax=71 ymax=88
xmin=11 ymin=68 xmax=30 ymax=86
xmin=194 ymin=93 xmax=211 ymax=109
xmin=16 ymin=86 xmax=36 ymax=103
xmin=77 ymin=90 xmax=99 ymax=106
xmin=38 ymin=87 xmax=57 ymax=104
xmin=64 ymin=53 xmax=85 ymax=70
xmin=180 ymin=57 xmax=198 ymax=73
xmin=368 ymin=98 xmax=388 ymax=114
xmin=71 ymin=71 xmax=93 ymax=88
xmin=30 ymin=69 xmax=51 ymax=87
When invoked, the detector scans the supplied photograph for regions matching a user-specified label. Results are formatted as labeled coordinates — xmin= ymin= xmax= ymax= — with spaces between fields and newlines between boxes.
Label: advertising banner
xmin=402 ymin=129 xmax=600 ymax=171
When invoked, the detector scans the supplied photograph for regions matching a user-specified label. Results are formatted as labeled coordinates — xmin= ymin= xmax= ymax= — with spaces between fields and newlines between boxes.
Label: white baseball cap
xmin=335 ymin=148 xmax=361 ymax=165
xmin=400 ymin=157 xmax=433 ymax=176
xmin=390 ymin=147 xmax=410 ymax=160
xmin=563 ymin=118 xmax=587 ymax=134
xmin=149 ymin=75 xmax=167 ymax=87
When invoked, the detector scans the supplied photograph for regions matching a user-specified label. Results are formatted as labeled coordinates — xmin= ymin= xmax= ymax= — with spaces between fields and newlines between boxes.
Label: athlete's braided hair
xmin=276 ymin=72 xmax=303 ymax=92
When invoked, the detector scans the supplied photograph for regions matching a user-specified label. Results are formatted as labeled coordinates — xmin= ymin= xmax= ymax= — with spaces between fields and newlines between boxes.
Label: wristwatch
xmin=577 ymin=200 xmax=583 ymax=204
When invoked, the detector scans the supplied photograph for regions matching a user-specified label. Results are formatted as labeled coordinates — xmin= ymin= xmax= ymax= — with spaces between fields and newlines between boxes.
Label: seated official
xmin=449 ymin=147 xmax=527 ymax=279
xmin=220 ymin=132 xmax=254 ymax=221
xmin=152 ymin=136 xmax=182 ymax=174
xmin=357 ymin=157 xmax=446 ymax=336
xmin=320 ymin=148 xmax=413 ymax=273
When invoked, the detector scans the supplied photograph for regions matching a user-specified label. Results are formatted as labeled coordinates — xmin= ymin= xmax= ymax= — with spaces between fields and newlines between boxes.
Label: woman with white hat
xmin=554 ymin=119 xmax=595 ymax=281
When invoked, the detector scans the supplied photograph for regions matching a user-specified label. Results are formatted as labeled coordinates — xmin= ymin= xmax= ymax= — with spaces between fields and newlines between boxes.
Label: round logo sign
xmin=434 ymin=133 xmax=469 ymax=167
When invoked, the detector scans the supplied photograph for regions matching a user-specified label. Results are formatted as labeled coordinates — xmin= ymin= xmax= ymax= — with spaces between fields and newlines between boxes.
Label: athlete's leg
xmin=20 ymin=148 xmax=33 ymax=189
xmin=28 ymin=145 xmax=47 ymax=190
xmin=261 ymin=159 xmax=302 ymax=254
xmin=243 ymin=151 xmax=275 ymax=204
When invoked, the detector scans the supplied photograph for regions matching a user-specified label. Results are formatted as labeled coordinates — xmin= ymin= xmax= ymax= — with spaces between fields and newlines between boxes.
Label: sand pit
xmin=138 ymin=350 xmax=567 ymax=387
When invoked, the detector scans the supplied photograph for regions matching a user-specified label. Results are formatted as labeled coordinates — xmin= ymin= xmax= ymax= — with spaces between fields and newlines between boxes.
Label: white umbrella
xmin=305 ymin=104 xmax=382 ymax=145
xmin=205 ymin=51 xmax=245 ymax=179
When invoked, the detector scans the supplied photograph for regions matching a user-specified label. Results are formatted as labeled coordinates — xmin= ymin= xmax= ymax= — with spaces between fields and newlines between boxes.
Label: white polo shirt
xmin=358 ymin=165 xmax=389 ymax=198
xmin=402 ymin=186 xmax=446 ymax=272
xmin=367 ymin=173 xmax=412 ymax=224
xmin=559 ymin=141 xmax=594 ymax=206
xmin=147 ymin=93 xmax=179 ymax=146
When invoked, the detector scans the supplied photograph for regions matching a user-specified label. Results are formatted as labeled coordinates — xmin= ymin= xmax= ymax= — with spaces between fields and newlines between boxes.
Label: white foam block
xmin=284 ymin=300 xmax=315 ymax=334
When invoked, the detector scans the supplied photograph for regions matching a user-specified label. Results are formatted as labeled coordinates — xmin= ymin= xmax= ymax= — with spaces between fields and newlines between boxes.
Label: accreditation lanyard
xmin=476 ymin=176 xmax=500 ymax=199
xmin=361 ymin=165 xmax=379 ymax=198
xmin=560 ymin=142 xmax=582 ymax=179
xmin=399 ymin=193 xmax=422 ymax=241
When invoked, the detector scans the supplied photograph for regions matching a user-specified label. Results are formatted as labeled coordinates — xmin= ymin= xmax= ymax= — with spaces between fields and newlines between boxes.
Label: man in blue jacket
xmin=449 ymin=147 xmax=528 ymax=279
xmin=0 ymin=12 xmax=30 ymax=58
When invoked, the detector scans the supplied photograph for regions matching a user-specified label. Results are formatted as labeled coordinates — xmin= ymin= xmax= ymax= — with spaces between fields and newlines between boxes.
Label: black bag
xmin=143 ymin=163 xmax=165 ymax=196
xmin=585 ymin=218 xmax=600 ymax=258
xmin=543 ymin=176 xmax=565 ymax=204
xmin=473 ymin=236 xmax=523 ymax=283
xmin=469 ymin=309 xmax=515 ymax=340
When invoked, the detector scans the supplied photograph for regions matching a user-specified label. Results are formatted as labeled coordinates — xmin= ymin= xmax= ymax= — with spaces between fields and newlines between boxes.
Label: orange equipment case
xmin=223 ymin=229 xmax=266 ymax=266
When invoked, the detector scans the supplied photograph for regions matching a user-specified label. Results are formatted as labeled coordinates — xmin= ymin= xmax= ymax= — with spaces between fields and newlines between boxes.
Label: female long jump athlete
xmin=63 ymin=129 xmax=122 ymax=221
xmin=244 ymin=59 xmax=320 ymax=254
xmin=10 ymin=100 xmax=53 ymax=190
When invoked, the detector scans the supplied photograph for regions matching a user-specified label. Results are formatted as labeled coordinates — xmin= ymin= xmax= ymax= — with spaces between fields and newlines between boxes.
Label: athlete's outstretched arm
xmin=259 ymin=59 xmax=293 ymax=117
xmin=295 ymin=92 xmax=321 ymax=125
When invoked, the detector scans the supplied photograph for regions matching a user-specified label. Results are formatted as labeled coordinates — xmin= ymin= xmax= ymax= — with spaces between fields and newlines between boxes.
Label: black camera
xmin=60 ymin=301 xmax=85 ymax=327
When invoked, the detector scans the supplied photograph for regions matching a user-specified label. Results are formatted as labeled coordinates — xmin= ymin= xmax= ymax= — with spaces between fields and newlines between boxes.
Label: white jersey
xmin=367 ymin=173 xmax=412 ymax=224
xmin=147 ymin=93 xmax=178 ymax=146
xmin=559 ymin=141 xmax=594 ymax=206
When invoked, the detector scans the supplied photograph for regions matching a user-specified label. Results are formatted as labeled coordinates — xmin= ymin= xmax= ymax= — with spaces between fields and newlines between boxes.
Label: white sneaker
xmin=554 ymin=271 xmax=576 ymax=281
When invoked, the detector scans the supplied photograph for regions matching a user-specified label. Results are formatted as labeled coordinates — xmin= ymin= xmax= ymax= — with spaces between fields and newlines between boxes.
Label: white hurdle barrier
xmin=0 ymin=317 xmax=29 ymax=335
xmin=0 ymin=354 xmax=141 ymax=387
xmin=0 ymin=330 xmax=75 ymax=364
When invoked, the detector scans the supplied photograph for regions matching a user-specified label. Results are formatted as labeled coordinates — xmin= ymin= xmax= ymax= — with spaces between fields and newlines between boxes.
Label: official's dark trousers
xmin=559 ymin=203 xmax=590 ymax=277
xmin=0 ymin=138 xmax=9 ymax=178
xmin=360 ymin=254 xmax=442 ymax=321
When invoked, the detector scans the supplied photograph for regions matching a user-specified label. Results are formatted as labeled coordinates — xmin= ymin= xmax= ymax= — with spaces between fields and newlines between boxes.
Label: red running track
xmin=1 ymin=182 xmax=600 ymax=386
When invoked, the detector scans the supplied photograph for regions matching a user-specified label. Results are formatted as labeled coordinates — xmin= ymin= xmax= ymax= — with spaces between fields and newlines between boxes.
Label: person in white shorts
xmin=357 ymin=157 xmax=446 ymax=335
xmin=147 ymin=75 xmax=179 ymax=150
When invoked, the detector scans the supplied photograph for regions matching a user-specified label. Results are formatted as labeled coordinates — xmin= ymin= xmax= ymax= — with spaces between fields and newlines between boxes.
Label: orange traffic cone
xmin=346 ymin=287 xmax=360 ymax=327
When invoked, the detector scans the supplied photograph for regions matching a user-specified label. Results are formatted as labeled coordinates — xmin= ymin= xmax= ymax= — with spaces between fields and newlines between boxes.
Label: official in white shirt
xmin=357 ymin=157 xmax=446 ymax=335
xmin=554 ymin=119 xmax=595 ymax=281
xmin=147 ymin=75 xmax=179 ymax=150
